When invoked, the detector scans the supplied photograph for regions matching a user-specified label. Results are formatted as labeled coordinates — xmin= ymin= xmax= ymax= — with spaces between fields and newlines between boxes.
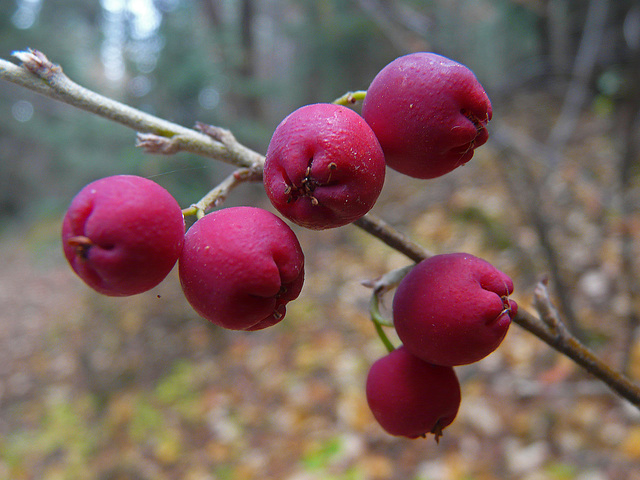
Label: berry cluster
xmin=61 ymin=52 xmax=516 ymax=441
xmin=262 ymin=51 xmax=492 ymax=228
xmin=367 ymin=253 xmax=517 ymax=440
xmin=62 ymin=177 xmax=304 ymax=331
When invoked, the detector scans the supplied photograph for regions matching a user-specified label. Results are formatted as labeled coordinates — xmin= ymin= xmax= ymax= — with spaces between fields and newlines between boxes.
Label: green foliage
xmin=301 ymin=436 xmax=365 ymax=479
xmin=302 ymin=436 xmax=344 ymax=470
xmin=545 ymin=461 xmax=579 ymax=479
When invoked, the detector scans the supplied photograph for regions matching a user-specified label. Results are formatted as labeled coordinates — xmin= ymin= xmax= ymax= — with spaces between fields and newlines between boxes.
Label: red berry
xmin=61 ymin=175 xmax=185 ymax=296
xmin=366 ymin=346 xmax=461 ymax=439
xmin=179 ymin=207 xmax=304 ymax=331
xmin=393 ymin=253 xmax=517 ymax=366
xmin=263 ymin=103 xmax=386 ymax=230
xmin=362 ymin=52 xmax=492 ymax=179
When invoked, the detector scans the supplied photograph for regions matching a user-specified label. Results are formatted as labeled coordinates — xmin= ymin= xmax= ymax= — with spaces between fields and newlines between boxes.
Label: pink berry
xmin=362 ymin=52 xmax=492 ymax=179
xmin=393 ymin=253 xmax=517 ymax=366
xmin=366 ymin=346 xmax=461 ymax=439
xmin=178 ymin=206 xmax=304 ymax=331
xmin=61 ymin=175 xmax=185 ymax=296
xmin=263 ymin=103 xmax=386 ymax=230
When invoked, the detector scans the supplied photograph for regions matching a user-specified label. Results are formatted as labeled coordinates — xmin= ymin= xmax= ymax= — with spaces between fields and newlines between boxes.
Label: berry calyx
xmin=263 ymin=103 xmax=386 ymax=230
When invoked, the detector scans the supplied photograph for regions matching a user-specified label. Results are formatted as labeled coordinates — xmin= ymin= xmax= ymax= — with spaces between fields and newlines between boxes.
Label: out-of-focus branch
xmin=1 ymin=49 xmax=638 ymax=408
xmin=488 ymin=1 xmax=609 ymax=339
xmin=354 ymin=0 xmax=422 ymax=54
xmin=546 ymin=0 xmax=610 ymax=157
xmin=491 ymin=125 xmax=583 ymax=338
xmin=617 ymin=43 xmax=640 ymax=374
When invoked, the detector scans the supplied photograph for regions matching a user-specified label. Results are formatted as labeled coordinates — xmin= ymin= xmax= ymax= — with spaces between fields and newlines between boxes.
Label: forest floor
xmin=1 ymin=92 xmax=640 ymax=480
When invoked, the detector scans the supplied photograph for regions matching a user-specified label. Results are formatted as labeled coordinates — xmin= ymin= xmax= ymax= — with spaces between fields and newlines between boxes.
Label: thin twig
xmin=333 ymin=90 xmax=367 ymax=106
xmin=546 ymin=0 xmax=610 ymax=157
xmin=1 ymin=49 xmax=264 ymax=168
xmin=533 ymin=278 xmax=572 ymax=338
xmin=361 ymin=264 xmax=414 ymax=297
xmin=353 ymin=214 xmax=433 ymax=263
xmin=514 ymin=307 xmax=640 ymax=407
xmin=182 ymin=167 xmax=263 ymax=219
xmin=491 ymin=126 xmax=583 ymax=338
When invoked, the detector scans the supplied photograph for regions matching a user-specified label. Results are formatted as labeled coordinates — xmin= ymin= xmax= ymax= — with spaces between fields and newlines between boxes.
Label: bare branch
xmin=0 ymin=54 xmax=65 ymax=100
xmin=1 ymin=49 xmax=264 ymax=169
xmin=136 ymin=133 xmax=191 ymax=155
xmin=546 ymin=0 xmax=610 ymax=156
xmin=361 ymin=264 xmax=414 ymax=296
xmin=520 ymin=306 xmax=640 ymax=408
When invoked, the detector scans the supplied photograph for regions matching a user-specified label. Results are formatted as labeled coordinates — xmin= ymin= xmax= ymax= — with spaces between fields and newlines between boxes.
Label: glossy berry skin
xmin=179 ymin=207 xmax=304 ymax=331
xmin=366 ymin=346 xmax=461 ymax=439
xmin=393 ymin=253 xmax=517 ymax=366
xmin=263 ymin=103 xmax=386 ymax=230
xmin=61 ymin=175 xmax=185 ymax=296
xmin=362 ymin=52 xmax=492 ymax=179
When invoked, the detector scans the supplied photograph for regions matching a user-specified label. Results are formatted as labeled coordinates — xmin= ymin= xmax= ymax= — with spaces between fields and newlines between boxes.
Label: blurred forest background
xmin=2 ymin=0 xmax=640 ymax=479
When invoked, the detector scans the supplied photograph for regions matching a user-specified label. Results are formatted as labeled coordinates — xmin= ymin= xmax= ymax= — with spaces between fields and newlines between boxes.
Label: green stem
xmin=332 ymin=90 xmax=367 ymax=106
xmin=182 ymin=167 xmax=260 ymax=218
xmin=369 ymin=292 xmax=396 ymax=353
